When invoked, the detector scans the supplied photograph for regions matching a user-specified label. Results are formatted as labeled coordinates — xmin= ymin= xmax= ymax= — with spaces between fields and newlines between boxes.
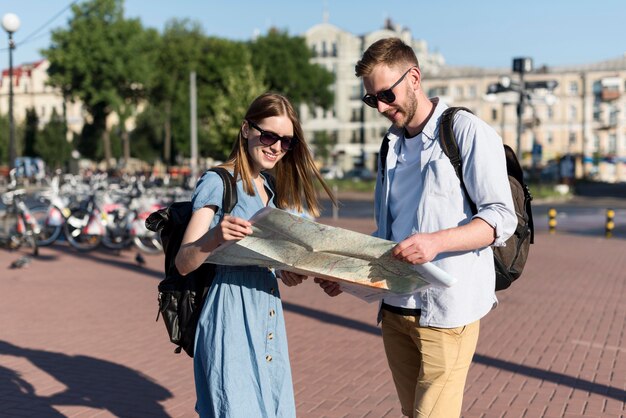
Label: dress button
xmin=269 ymin=309 xmax=276 ymax=317
xmin=268 ymin=333 xmax=274 ymax=340
xmin=266 ymin=355 xmax=272 ymax=362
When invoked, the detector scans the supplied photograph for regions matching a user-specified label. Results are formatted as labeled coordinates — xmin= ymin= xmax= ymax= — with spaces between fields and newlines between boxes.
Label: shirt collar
xmin=420 ymin=97 xmax=446 ymax=144
xmin=385 ymin=97 xmax=449 ymax=144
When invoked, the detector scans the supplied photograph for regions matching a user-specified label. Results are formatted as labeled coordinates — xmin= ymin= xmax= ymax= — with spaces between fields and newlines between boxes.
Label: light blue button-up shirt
xmin=375 ymin=99 xmax=517 ymax=328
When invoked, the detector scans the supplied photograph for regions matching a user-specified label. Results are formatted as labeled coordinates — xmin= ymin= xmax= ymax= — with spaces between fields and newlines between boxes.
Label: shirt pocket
xmin=425 ymin=159 xmax=460 ymax=197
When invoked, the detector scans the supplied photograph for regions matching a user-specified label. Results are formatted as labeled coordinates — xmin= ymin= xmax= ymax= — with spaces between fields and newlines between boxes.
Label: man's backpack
xmin=379 ymin=106 xmax=534 ymax=291
xmin=145 ymin=167 xmax=237 ymax=357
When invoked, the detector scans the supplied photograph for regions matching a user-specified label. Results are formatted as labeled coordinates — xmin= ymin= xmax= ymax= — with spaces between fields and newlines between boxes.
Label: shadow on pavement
xmin=0 ymin=340 xmax=171 ymax=417
xmin=283 ymin=302 xmax=626 ymax=402
xmin=42 ymin=244 xmax=163 ymax=280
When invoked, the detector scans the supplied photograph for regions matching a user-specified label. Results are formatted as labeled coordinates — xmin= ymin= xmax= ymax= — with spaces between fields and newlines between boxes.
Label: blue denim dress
xmin=191 ymin=171 xmax=296 ymax=418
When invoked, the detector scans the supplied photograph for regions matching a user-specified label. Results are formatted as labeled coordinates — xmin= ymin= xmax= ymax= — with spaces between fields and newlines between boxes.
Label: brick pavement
xmin=0 ymin=217 xmax=625 ymax=417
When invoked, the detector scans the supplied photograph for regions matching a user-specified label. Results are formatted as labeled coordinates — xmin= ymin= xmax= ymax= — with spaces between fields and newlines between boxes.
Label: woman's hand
xmin=314 ymin=278 xmax=343 ymax=297
xmin=212 ymin=215 xmax=253 ymax=246
xmin=279 ymin=270 xmax=308 ymax=287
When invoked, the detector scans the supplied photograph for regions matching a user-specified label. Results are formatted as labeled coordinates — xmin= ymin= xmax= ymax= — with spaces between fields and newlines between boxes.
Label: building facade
xmin=0 ymin=59 xmax=84 ymax=137
xmin=303 ymin=19 xmax=626 ymax=182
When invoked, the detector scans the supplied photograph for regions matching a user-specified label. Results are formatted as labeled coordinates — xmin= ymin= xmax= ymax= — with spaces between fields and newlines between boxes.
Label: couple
xmin=175 ymin=37 xmax=517 ymax=418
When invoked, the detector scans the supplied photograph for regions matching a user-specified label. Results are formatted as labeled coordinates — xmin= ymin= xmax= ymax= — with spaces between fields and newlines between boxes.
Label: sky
xmin=1 ymin=0 xmax=625 ymax=71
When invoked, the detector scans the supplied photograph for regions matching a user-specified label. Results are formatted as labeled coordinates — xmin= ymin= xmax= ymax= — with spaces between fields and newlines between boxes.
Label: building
xmin=0 ymin=59 xmax=84 ymax=137
xmin=303 ymin=19 xmax=626 ymax=182
xmin=303 ymin=18 xmax=445 ymax=174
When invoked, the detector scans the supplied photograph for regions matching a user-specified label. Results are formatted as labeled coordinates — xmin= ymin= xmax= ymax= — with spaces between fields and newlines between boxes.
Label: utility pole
xmin=190 ymin=71 xmax=198 ymax=182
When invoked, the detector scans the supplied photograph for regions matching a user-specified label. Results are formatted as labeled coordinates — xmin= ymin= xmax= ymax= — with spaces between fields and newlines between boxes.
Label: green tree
xmin=198 ymin=37 xmax=266 ymax=161
xmin=129 ymin=104 xmax=163 ymax=162
xmin=148 ymin=19 xmax=206 ymax=165
xmin=35 ymin=109 xmax=72 ymax=170
xmin=23 ymin=108 xmax=39 ymax=157
xmin=248 ymin=30 xmax=335 ymax=110
xmin=203 ymin=62 xmax=266 ymax=161
xmin=147 ymin=28 xmax=265 ymax=163
xmin=43 ymin=0 xmax=155 ymax=169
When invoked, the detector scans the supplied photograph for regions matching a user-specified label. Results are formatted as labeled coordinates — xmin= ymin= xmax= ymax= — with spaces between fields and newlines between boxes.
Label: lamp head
xmin=2 ymin=13 xmax=20 ymax=34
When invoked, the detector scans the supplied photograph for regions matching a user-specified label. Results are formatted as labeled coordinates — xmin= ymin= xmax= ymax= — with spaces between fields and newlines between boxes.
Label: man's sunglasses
xmin=246 ymin=120 xmax=296 ymax=151
xmin=362 ymin=66 xmax=417 ymax=108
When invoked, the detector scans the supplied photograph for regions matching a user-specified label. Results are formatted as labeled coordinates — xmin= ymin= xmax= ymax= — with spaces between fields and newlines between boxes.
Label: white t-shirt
xmin=386 ymin=132 xmax=424 ymax=309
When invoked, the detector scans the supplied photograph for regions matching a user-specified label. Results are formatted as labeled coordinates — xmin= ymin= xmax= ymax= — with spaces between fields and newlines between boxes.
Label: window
xmin=569 ymin=105 xmax=577 ymax=121
xmin=350 ymin=109 xmax=361 ymax=122
xmin=593 ymin=135 xmax=600 ymax=152
xmin=491 ymin=108 xmax=498 ymax=121
xmin=455 ymin=86 xmax=463 ymax=98
xmin=547 ymin=106 xmax=554 ymax=120
xmin=427 ymin=86 xmax=448 ymax=97
xmin=569 ymin=132 xmax=577 ymax=146
xmin=468 ymin=86 xmax=477 ymax=98
xmin=608 ymin=134 xmax=617 ymax=154
xmin=351 ymin=85 xmax=361 ymax=100
xmin=546 ymin=131 xmax=553 ymax=145
xmin=568 ymin=81 xmax=579 ymax=96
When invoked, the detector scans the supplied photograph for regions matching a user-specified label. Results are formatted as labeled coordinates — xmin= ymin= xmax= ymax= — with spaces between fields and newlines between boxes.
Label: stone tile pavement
xmin=0 ymin=216 xmax=624 ymax=417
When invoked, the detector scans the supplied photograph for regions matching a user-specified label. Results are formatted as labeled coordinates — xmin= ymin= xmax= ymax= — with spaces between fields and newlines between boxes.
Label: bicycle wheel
xmin=101 ymin=212 xmax=133 ymax=250
xmin=63 ymin=208 xmax=102 ymax=251
xmin=30 ymin=205 xmax=63 ymax=246
xmin=133 ymin=232 xmax=162 ymax=254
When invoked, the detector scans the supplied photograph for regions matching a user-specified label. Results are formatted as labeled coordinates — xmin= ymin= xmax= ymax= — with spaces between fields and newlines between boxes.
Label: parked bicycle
xmin=0 ymin=170 xmax=41 ymax=256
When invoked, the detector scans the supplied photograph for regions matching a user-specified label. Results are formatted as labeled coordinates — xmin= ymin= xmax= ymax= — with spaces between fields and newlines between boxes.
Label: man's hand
xmin=314 ymin=278 xmax=343 ymax=297
xmin=392 ymin=232 xmax=440 ymax=264
xmin=279 ymin=270 xmax=308 ymax=287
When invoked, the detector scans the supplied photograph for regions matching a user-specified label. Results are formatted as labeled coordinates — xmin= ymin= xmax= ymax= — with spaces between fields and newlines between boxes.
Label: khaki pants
xmin=381 ymin=309 xmax=480 ymax=418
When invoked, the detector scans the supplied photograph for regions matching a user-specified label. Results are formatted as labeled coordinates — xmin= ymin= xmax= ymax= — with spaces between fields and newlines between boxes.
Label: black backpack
xmin=146 ymin=167 xmax=237 ymax=357
xmin=379 ymin=106 xmax=534 ymax=291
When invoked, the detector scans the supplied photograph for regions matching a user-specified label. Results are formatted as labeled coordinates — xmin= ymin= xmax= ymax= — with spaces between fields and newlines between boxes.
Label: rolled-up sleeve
xmin=456 ymin=113 xmax=517 ymax=247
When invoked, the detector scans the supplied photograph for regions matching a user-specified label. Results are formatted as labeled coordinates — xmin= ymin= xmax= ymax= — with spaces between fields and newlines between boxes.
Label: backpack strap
xmin=438 ymin=107 xmax=478 ymax=215
xmin=379 ymin=133 xmax=390 ymax=183
xmin=209 ymin=167 xmax=237 ymax=214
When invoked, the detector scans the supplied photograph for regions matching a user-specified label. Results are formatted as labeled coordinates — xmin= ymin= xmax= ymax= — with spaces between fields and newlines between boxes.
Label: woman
xmin=175 ymin=92 xmax=336 ymax=417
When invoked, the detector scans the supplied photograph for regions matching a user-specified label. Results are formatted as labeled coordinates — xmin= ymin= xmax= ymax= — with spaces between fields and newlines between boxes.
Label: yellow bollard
xmin=606 ymin=209 xmax=615 ymax=238
xmin=548 ymin=207 xmax=557 ymax=234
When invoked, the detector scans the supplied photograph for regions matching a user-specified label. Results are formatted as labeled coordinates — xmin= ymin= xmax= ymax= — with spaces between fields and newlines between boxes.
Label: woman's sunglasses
xmin=246 ymin=120 xmax=295 ymax=151
xmin=362 ymin=66 xmax=417 ymax=108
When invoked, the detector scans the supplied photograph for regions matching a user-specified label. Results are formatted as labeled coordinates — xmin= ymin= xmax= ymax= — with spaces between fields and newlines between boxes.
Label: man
xmin=317 ymin=37 xmax=517 ymax=417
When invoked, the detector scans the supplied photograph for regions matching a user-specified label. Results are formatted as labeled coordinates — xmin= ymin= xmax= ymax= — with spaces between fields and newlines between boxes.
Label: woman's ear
xmin=241 ymin=121 xmax=249 ymax=139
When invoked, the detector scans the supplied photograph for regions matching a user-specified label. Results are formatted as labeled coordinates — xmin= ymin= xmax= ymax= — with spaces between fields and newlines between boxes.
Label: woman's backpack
xmin=145 ymin=167 xmax=237 ymax=357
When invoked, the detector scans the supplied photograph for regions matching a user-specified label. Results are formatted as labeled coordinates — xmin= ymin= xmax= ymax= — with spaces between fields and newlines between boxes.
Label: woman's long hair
xmin=221 ymin=92 xmax=336 ymax=217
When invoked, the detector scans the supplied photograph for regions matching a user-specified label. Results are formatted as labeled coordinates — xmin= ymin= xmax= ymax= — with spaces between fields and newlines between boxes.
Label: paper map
xmin=205 ymin=207 xmax=457 ymax=302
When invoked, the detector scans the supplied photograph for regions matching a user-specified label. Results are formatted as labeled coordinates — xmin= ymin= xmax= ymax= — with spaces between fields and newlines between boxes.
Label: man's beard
xmin=387 ymin=88 xmax=417 ymax=129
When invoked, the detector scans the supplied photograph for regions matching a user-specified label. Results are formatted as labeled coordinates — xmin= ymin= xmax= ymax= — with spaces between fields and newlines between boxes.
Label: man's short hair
xmin=355 ymin=37 xmax=419 ymax=77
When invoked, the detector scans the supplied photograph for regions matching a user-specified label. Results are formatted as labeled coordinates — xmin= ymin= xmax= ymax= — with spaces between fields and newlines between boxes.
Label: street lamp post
xmin=512 ymin=57 xmax=533 ymax=161
xmin=2 ymin=13 xmax=20 ymax=171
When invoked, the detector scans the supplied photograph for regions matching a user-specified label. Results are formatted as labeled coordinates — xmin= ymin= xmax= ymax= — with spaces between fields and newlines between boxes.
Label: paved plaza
xmin=1 ymin=214 xmax=625 ymax=417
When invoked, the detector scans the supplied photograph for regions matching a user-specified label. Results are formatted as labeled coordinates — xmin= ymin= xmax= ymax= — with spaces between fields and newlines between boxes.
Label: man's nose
xmin=377 ymin=100 xmax=390 ymax=113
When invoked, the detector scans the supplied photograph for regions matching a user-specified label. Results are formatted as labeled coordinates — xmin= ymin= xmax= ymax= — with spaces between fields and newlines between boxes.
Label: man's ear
xmin=410 ymin=66 xmax=422 ymax=90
